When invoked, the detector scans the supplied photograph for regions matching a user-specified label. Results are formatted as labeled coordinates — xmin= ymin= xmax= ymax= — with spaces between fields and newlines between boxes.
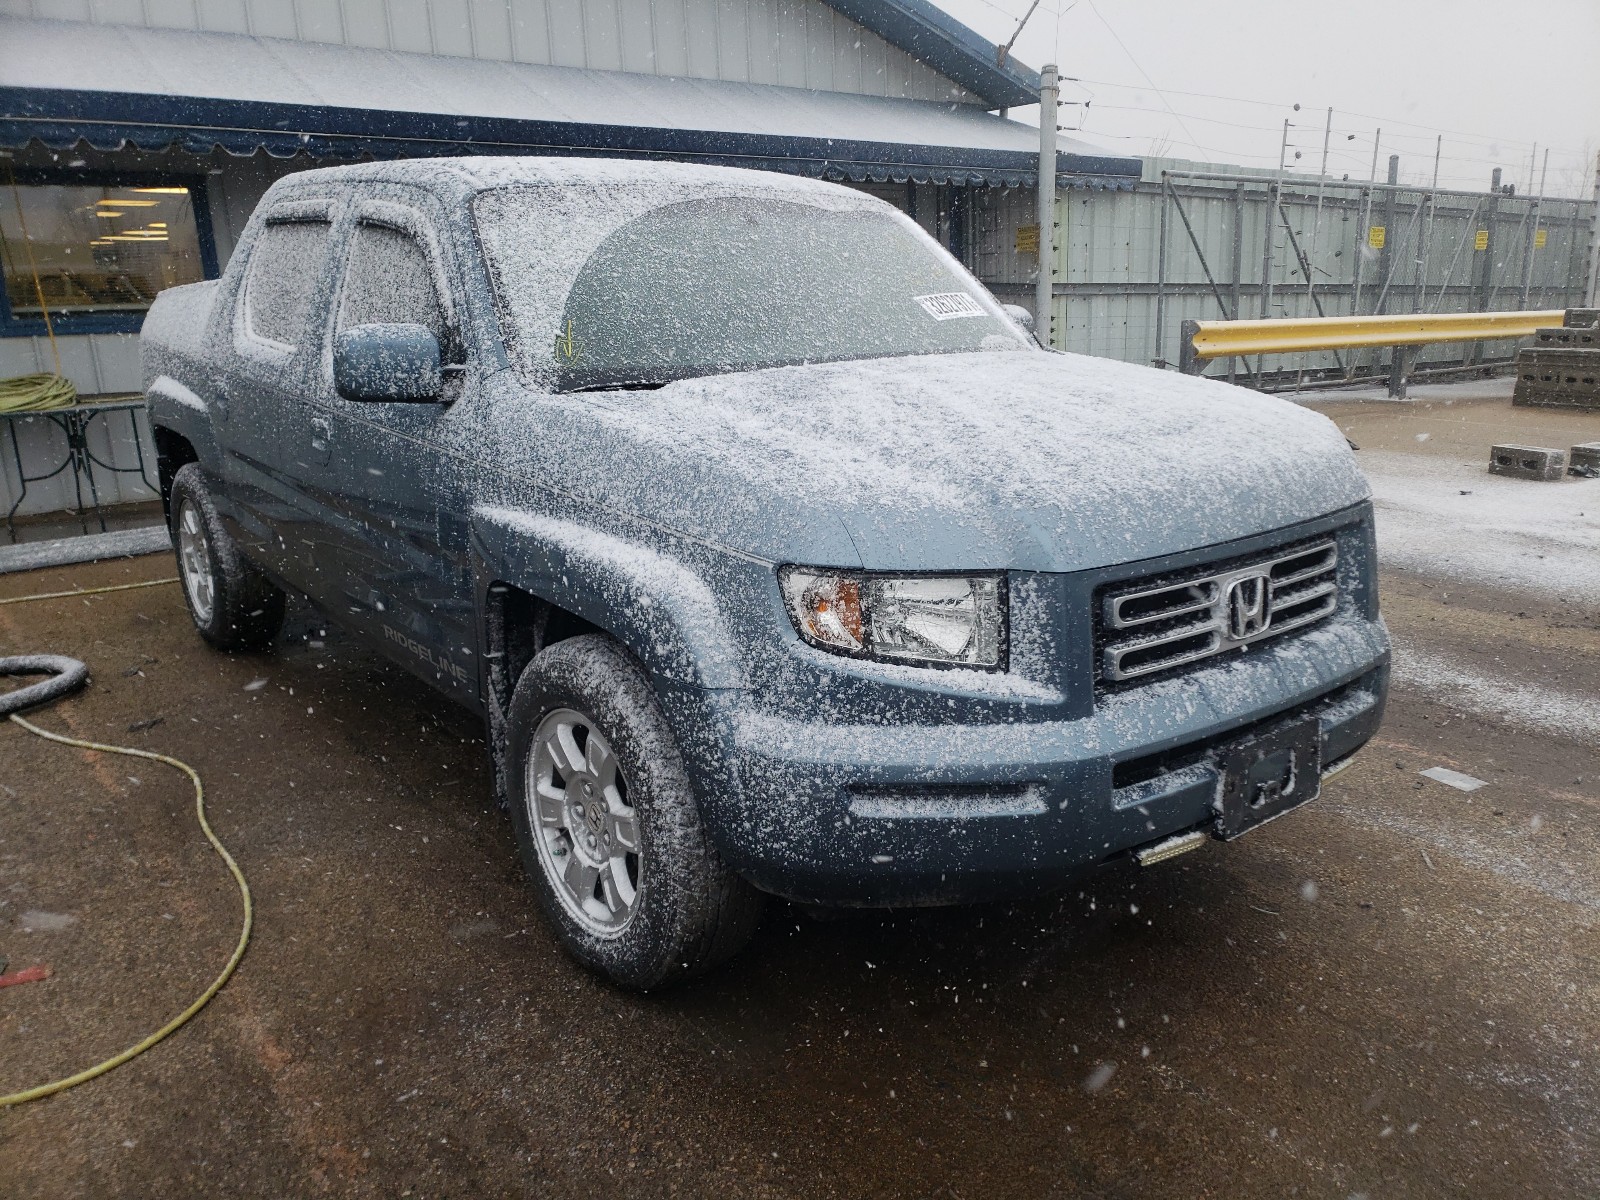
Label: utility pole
xmin=996 ymin=0 xmax=1042 ymax=69
xmin=1373 ymin=154 xmax=1399 ymax=389
xmin=1369 ymin=129 xmax=1381 ymax=181
xmin=1309 ymin=107 xmax=1332 ymax=309
xmin=1376 ymin=155 xmax=1399 ymax=313
xmin=1470 ymin=168 xmax=1503 ymax=366
xmin=1379 ymin=155 xmax=1407 ymax=396
xmin=1420 ymin=135 xmax=1440 ymax=308
xmin=1521 ymin=148 xmax=1549 ymax=309
xmin=1036 ymin=63 xmax=1059 ymax=348
xmin=1584 ymin=150 xmax=1600 ymax=307
xmin=1277 ymin=118 xmax=1291 ymax=173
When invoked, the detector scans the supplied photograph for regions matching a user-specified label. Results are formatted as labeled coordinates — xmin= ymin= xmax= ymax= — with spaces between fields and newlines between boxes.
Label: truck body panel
xmin=141 ymin=156 xmax=1391 ymax=906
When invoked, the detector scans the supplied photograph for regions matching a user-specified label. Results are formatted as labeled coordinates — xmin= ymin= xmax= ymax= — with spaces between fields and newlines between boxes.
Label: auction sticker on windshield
xmin=914 ymin=292 xmax=986 ymax=321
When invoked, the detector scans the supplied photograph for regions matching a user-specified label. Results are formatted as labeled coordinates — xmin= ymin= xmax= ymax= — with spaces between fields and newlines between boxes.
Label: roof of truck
xmin=287 ymin=156 xmax=883 ymax=199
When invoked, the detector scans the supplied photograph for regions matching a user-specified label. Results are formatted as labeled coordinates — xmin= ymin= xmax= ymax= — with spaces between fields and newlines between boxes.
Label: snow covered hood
xmin=533 ymin=350 xmax=1370 ymax=573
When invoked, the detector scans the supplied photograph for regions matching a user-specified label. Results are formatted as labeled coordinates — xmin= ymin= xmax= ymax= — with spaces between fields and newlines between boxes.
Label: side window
xmin=338 ymin=222 xmax=449 ymax=351
xmin=243 ymin=219 xmax=331 ymax=348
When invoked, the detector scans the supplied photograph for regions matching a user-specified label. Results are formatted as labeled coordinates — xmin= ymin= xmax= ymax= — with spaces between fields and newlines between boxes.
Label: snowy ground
xmin=8 ymin=533 xmax=1598 ymax=1198
xmin=1309 ymin=377 xmax=1600 ymax=746
xmin=1389 ymin=633 xmax=1600 ymax=744
xmin=1362 ymin=449 xmax=1600 ymax=602
xmin=3 ymin=377 xmax=1597 ymax=1198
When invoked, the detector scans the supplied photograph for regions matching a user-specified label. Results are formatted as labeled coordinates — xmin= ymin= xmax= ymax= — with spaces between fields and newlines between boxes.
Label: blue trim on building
xmin=817 ymin=0 xmax=1041 ymax=109
xmin=0 ymin=162 xmax=219 ymax=338
xmin=0 ymin=87 xmax=1142 ymax=187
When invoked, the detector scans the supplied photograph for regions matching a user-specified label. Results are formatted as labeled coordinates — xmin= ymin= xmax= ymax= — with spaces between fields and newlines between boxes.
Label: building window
xmin=0 ymin=176 xmax=217 ymax=336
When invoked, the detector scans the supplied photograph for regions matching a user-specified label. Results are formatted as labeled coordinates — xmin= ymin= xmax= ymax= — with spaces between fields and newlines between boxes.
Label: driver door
xmin=312 ymin=198 xmax=479 ymax=703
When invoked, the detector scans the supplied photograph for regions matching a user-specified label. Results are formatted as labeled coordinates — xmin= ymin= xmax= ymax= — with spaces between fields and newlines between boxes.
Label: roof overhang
xmin=0 ymin=18 xmax=1139 ymax=189
xmin=817 ymin=0 xmax=1043 ymax=109
xmin=0 ymin=87 xmax=1142 ymax=187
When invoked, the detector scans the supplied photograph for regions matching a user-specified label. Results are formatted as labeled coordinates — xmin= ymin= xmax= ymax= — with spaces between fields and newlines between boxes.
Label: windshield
xmin=475 ymin=187 xmax=1032 ymax=391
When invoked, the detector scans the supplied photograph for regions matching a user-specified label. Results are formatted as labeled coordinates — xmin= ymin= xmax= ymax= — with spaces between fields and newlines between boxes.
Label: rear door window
xmin=243 ymin=219 xmax=332 ymax=348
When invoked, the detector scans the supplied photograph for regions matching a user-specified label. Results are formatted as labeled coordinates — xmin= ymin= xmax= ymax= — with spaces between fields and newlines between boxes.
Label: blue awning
xmin=0 ymin=17 xmax=1140 ymax=189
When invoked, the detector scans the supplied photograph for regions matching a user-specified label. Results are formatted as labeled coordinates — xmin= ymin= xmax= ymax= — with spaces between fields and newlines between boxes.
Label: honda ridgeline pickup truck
xmin=141 ymin=158 xmax=1389 ymax=989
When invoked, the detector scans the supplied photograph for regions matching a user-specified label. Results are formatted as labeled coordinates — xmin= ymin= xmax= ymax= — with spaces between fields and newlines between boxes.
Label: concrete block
xmin=1489 ymin=444 xmax=1567 ymax=481
xmin=1512 ymin=385 xmax=1600 ymax=412
xmin=1563 ymin=308 xmax=1599 ymax=329
xmin=1534 ymin=326 xmax=1598 ymax=349
xmin=1515 ymin=349 xmax=1600 ymax=391
xmin=1512 ymin=348 xmax=1600 ymax=410
xmin=1570 ymin=442 xmax=1600 ymax=476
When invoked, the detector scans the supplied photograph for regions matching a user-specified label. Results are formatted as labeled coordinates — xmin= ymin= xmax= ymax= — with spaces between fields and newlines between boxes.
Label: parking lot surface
xmin=2 ymin=402 xmax=1598 ymax=1197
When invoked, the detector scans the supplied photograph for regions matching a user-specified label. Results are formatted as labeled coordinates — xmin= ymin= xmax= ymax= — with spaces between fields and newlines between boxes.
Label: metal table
xmin=2 ymin=396 xmax=158 ymax=538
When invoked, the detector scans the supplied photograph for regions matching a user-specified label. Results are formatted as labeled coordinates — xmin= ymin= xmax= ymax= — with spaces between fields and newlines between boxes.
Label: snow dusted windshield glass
xmin=475 ymin=188 xmax=1032 ymax=390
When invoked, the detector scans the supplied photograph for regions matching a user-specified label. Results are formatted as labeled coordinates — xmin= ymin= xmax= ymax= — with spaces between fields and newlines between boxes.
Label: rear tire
xmin=169 ymin=463 xmax=285 ymax=651
xmin=506 ymin=634 xmax=763 ymax=990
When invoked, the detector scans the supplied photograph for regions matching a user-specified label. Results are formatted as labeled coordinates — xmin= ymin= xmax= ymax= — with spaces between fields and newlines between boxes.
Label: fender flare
xmin=471 ymin=506 xmax=745 ymax=689
xmin=145 ymin=375 xmax=224 ymax=472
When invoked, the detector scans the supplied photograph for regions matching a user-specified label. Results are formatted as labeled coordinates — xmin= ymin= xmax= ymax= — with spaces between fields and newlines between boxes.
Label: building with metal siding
xmin=4 ymin=0 xmax=990 ymax=104
xmin=0 ymin=0 xmax=1146 ymax=521
xmin=4 ymin=4 xmax=1590 ymax=531
xmin=975 ymin=157 xmax=1595 ymax=382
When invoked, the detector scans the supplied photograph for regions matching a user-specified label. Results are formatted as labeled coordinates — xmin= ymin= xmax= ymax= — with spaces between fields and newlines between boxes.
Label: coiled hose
xmin=0 ymin=373 xmax=77 ymax=414
xmin=0 ymin=576 xmax=251 ymax=1108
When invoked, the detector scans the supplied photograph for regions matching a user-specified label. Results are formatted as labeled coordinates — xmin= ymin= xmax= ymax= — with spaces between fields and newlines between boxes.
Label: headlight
xmin=778 ymin=568 xmax=1005 ymax=669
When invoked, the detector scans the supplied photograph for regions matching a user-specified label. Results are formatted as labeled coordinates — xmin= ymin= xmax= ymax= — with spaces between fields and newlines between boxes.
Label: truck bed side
xmin=140 ymin=278 xmax=226 ymax=500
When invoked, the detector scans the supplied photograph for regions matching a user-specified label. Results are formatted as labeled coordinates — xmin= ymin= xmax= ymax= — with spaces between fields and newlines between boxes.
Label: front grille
xmin=1097 ymin=538 xmax=1339 ymax=685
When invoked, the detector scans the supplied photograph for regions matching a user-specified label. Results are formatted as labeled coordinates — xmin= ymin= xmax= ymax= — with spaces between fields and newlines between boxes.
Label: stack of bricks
xmin=1512 ymin=309 xmax=1600 ymax=412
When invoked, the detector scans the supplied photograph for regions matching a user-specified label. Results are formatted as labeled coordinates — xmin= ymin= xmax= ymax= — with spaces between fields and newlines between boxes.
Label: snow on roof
xmin=0 ymin=16 xmax=1139 ymax=183
xmin=304 ymin=155 xmax=874 ymax=197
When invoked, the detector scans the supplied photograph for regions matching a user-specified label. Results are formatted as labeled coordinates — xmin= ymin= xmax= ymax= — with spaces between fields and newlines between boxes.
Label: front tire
xmin=506 ymin=634 xmax=763 ymax=990
xmin=169 ymin=463 xmax=285 ymax=651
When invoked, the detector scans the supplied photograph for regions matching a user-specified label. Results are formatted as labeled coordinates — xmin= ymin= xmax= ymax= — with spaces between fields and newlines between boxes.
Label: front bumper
xmin=671 ymin=611 xmax=1389 ymax=907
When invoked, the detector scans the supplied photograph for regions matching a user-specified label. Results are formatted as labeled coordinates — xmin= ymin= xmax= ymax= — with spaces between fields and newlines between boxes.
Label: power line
xmin=1081 ymin=0 xmax=1212 ymax=159
xmin=1083 ymin=103 xmax=1572 ymax=178
xmin=1052 ymin=0 xmax=1077 ymax=69
xmin=1063 ymin=75 xmax=1583 ymax=158
xmin=959 ymin=0 xmax=1032 ymax=24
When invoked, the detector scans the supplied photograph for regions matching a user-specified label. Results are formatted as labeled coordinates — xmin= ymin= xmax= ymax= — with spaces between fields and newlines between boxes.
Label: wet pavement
xmin=2 ymin=413 xmax=1598 ymax=1195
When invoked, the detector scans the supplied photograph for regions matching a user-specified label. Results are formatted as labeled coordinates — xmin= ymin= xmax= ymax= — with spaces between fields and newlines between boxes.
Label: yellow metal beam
xmin=1188 ymin=310 xmax=1564 ymax=361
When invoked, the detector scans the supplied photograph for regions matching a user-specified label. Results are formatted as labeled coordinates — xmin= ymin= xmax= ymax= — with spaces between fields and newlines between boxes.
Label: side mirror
xmin=333 ymin=322 xmax=442 ymax=402
xmin=1001 ymin=303 xmax=1035 ymax=335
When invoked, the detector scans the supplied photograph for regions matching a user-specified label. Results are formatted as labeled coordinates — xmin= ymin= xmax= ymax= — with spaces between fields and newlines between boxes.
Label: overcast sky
xmin=934 ymin=0 xmax=1600 ymax=197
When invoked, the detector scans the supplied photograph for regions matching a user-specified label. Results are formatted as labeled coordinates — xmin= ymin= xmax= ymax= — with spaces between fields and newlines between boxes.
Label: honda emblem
xmin=1226 ymin=574 xmax=1271 ymax=639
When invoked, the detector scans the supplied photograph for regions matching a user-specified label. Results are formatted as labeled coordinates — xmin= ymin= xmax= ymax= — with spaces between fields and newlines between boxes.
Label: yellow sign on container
xmin=1015 ymin=224 xmax=1040 ymax=254
xmin=1534 ymin=228 xmax=1548 ymax=249
xmin=1474 ymin=229 xmax=1490 ymax=251
xmin=1367 ymin=226 xmax=1385 ymax=249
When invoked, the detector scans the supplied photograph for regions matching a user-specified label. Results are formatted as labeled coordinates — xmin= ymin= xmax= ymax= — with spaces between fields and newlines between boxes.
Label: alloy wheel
xmin=176 ymin=498 xmax=216 ymax=625
xmin=527 ymin=708 xmax=641 ymax=936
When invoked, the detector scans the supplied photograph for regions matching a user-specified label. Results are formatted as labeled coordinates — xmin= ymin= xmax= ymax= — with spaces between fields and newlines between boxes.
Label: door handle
xmin=310 ymin=416 xmax=332 ymax=453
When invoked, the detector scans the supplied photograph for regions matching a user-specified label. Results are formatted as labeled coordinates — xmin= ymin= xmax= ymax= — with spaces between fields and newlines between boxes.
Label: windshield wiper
xmin=567 ymin=379 xmax=670 ymax=393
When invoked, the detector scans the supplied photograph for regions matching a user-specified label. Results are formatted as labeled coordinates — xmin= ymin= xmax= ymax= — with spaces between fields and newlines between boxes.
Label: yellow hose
xmin=0 ymin=577 xmax=179 ymax=606
xmin=0 ymin=373 xmax=76 ymax=413
xmin=0 ymin=575 xmax=250 ymax=1108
